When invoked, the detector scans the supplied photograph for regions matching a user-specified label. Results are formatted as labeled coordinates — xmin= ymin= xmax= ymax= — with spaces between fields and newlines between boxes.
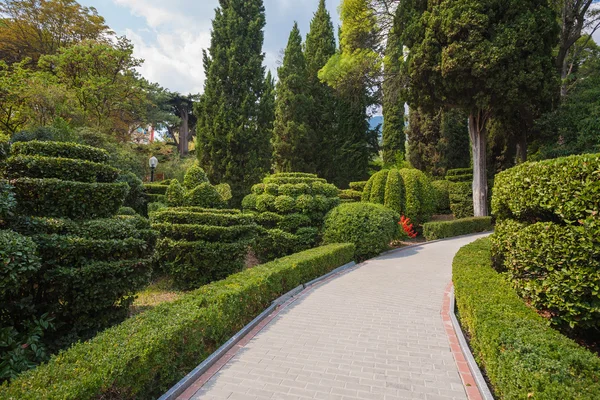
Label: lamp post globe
xmin=149 ymin=156 xmax=158 ymax=182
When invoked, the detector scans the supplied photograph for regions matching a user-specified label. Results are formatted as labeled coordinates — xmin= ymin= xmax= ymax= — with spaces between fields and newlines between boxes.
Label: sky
xmin=83 ymin=0 xmax=342 ymax=95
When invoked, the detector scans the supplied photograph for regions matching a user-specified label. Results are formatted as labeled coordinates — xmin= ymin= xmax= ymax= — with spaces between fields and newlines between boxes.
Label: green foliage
xmin=448 ymin=182 xmax=474 ymax=219
xmin=147 ymin=202 xmax=167 ymax=213
xmin=423 ymin=217 xmax=492 ymax=241
xmin=323 ymin=202 xmax=399 ymax=260
xmin=117 ymin=207 xmax=136 ymax=216
xmin=0 ymin=132 xmax=11 ymax=162
xmin=11 ymin=140 xmax=109 ymax=164
xmin=398 ymin=168 xmax=434 ymax=225
xmin=349 ymin=181 xmax=367 ymax=192
xmin=446 ymin=168 xmax=472 ymax=177
xmin=368 ymin=169 xmax=389 ymax=204
xmin=0 ymin=244 xmax=354 ymax=400
xmin=3 ymin=155 xmax=121 ymax=183
xmin=215 ymin=183 xmax=232 ymax=202
xmin=183 ymin=183 xmax=225 ymax=208
xmin=272 ymin=23 xmax=314 ymax=173
xmin=0 ymin=230 xmax=40 ymax=298
xmin=0 ymin=181 xmax=16 ymax=222
xmin=431 ymin=180 xmax=451 ymax=214
xmin=143 ymin=183 xmax=169 ymax=195
xmin=13 ymin=178 xmax=128 ymax=220
xmin=116 ymin=173 xmax=146 ymax=215
xmin=339 ymin=189 xmax=362 ymax=202
xmin=183 ymin=163 xmax=209 ymax=190
xmin=165 ymin=179 xmax=185 ymax=207
xmin=453 ymin=238 xmax=600 ymax=399
xmin=383 ymin=169 xmax=405 ymax=214
xmin=196 ymin=0 xmax=270 ymax=205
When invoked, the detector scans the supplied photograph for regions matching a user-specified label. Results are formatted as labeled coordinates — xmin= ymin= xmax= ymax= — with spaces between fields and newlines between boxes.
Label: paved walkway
xmin=186 ymin=234 xmax=489 ymax=400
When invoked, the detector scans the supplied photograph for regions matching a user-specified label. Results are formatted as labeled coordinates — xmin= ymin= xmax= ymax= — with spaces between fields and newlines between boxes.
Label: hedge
xmin=12 ymin=178 xmax=129 ymax=220
xmin=369 ymin=169 xmax=389 ymax=204
xmin=361 ymin=169 xmax=405 ymax=215
xmin=446 ymin=173 xmax=473 ymax=183
xmin=453 ymin=238 xmax=600 ymax=399
xmin=398 ymin=168 xmax=435 ymax=225
xmin=431 ymin=180 xmax=451 ymax=214
xmin=339 ymin=189 xmax=362 ymax=202
xmin=117 ymin=173 xmax=147 ymax=215
xmin=492 ymin=153 xmax=600 ymax=223
xmin=422 ymin=217 xmax=492 ymax=241
xmin=0 ymin=244 xmax=355 ymax=400
xmin=11 ymin=141 xmax=109 ymax=164
xmin=445 ymin=167 xmax=472 ymax=177
xmin=449 ymin=181 xmax=474 ymax=219
xmin=151 ymin=209 xmax=254 ymax=226
xmin=323 ymin=202 xmax=399 ymax=260
xmin=183 ymin=164 xmax=209 ymax=190
xmin=165 ymin=180 xmax=185 ymax=207
xmin=144 ymin=183 xmax=169 ymax=195
xmin=5 ymin=155 xmax=119 ymax=183
xmin=349 ymin=181 xmax=368 ymax=192
xmin=0 ymin=230 xmax=40 ymax=296
xmin=152 ymin=223 xmax=257 ymax=242
xmin=184 ymin=182 xmax=224 ymax=208
xmin=0 ymin=180 xmax=15 ymax=221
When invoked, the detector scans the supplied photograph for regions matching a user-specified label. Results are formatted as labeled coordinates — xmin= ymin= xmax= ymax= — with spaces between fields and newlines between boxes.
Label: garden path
xmin=182 ymin=233 xmax=490 ymax=400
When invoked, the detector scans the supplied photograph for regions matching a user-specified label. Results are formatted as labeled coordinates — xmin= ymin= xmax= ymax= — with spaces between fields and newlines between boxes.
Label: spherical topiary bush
xmin=323 ymin=203 xmax=399 ymax=261
xmin=361 ymin=169 xmax=406 ymax=216
xmin=184 ymin=182 xmax=225 ymax=208
xmin=183 ymin=163 xmax=209 ymax=190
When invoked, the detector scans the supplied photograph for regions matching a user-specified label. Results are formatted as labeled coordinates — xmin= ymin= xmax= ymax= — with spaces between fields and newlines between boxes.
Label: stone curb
xmin=158 ymin=260 xmax=357 ymax=400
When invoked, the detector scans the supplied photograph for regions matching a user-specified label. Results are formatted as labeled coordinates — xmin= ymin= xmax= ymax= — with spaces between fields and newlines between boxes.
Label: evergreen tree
xmin=382 ymin=14 xmax=405 ymax=167
xmin=272 ymin=22 xmax=313 ymax=172
xmin=196 ymin=0 xmax=269 ymax=204
xmin=258 ymin=70 xmax=275 ymax=170
xmin=305 ymin=0 xmax=338 ymax=181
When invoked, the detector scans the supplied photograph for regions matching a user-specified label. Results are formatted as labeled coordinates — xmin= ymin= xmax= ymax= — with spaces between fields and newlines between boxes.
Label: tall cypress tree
xmin=272 ymin=22 xmax=313 ymax=172
xmin=382 ymin=18 xmax=405 ymax=167
xmin=305 ymin=0 xmax=337 ymax=181
xmin=196 ymin=0 xmax=269 ymax=204
xmin=258 ymin=70 xmax=275 ymax=169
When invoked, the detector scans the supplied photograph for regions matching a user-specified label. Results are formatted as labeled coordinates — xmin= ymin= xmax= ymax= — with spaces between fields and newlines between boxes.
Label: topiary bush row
xmin=242 ymin=173 xmax=341 ymax=262
xmin=0 ymin=243 xmax=355 ymax=400
xmin=491 ymin=153 xmax=600 ymax=331
xmin=0 ymin=141 xmax=156 ymax=377
xmin=448 ymin=181 xmax=474 ymax=219
xmin=422 ymin=217 xmax=492 ymax=241
xmin=453 ymin=238 xmax=600 ymax=399
xmin=338 ymin=189 xmax=362 ymax=202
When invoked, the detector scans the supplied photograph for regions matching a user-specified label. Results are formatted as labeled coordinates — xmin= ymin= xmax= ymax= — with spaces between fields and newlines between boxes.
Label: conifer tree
xmin=272 ymin=22 xmax=313 ymax=173
xmin=196 ymin=0 xmax=269 ymax=204
xmin=258 ymin=70 xmax=275 ymax=169
xmin=305 ymin=0 xmax=338 ymax=181
xmin=382 ymin=18 xmax=405 ymax=166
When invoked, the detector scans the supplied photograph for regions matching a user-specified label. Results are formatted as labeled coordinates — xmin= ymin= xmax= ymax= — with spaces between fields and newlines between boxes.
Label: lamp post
xmin=149 ymin=156 xmax=158 ymax=182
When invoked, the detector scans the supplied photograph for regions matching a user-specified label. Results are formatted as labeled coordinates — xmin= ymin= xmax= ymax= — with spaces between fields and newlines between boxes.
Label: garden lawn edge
xmin=0 ymin=243 xmax=355 ymax=400
xmin=453 ymin=238 xmax=600 ymax=399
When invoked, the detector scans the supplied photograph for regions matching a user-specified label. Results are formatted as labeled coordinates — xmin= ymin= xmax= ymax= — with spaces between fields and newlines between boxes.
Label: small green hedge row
xmin=422 ymin=217 xmax=492 ymax=240
xmin=243 ymin=173 xmax=341 ymax=262
xmin=492 ymin=153 xmax=600 ymax=223
xmin=0 ymin=244 xmax=355 ymax=400
xmin=448 ymin=181 xmax=473 ymax=219
xmin=151 ymin=208 xmax=257 ymax=289
xmin=11 ymin=141 xmax=109 ymax=164
xmin=453 ymin=238 xmax=600 ymax=399
xmin=8 ymin=215 xmax=151 ymax=238
xmin=5 ymin=155 xmax=119 ymax=183
xmin=445 ymin=167 xmax=472 ymax=177
xmin=339 ymin=189 xmax=362 ymax=202
xmin=144 ymin=183 xmax=169 ymax=195
xmin=323 ymin=202 xmax=399 ymax=260
xmin=446 ymin=173 xmax=473 ymax=183
xmin=12 ymin=178 xmax=129 ymax=220
xmin=349 ymin=181 xmax=368 ymax=192
xmin=431 ymin=180 xmax=451 ymax=214
xmin=0 ymin=180 xmax=15 ymax=222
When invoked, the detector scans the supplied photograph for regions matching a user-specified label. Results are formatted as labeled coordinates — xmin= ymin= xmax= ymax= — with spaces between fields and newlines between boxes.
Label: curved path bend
xmin=182 ymin=234 xmax=490 ymax=400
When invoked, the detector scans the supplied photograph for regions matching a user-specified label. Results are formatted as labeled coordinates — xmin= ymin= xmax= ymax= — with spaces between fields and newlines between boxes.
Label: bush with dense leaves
xmin=453 ymin=238 xmax=600 ymax=399
xmin=339 ymin=189 xmax=362 ymax=202
xmin=445 ymin=167 xmax=472 ymax=183
xmin=151 ymin=208 xmax=257 ymax=290
xmin=0 ymin=244 xmax=354 ymax=400
xmin=5 ymin=155 xmax=119 ymax=183
xmin=184 ymin=182 xmax=225 ymax=208
xmin=323 ymin=202 xmax=399 ymax=260
xmin=448 ymin=181 xmax=473 ymax=219
xmin=242 ymin=173 xmax=340 ymax=262
xmin=423 ymin=217 xmax=492 ymax=240
xmin=11 ymin=141 xmax=109 ymax=164
xmin=349 ymin=181 xmax=368 ymax=192
xmin=491 ymin=153 xmax=600 ymax=331
xmin=117 ymin=172 xmax=147 ymax=215
xmin=431 ymin=180 xmax=451 ymax=214
xmin=183 ymin=163 xmax=209 ymax=190
xmin=165 ymin=179 xmax=185 ymax=207
xmin=0 ymin=181 xmax=15 ymax=223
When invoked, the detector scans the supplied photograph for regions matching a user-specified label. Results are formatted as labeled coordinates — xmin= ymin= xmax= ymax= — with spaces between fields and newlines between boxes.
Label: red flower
xmin=399 ymin=216 xmax=417 ymax=238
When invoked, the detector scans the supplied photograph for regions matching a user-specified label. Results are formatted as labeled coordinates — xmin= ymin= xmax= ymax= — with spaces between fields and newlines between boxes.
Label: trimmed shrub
xmin=0 ymin=230 xmax=40 ymax=297
xmin=446 ymin=167 xmax=472 ymax=178
xmin=143 ymin=183 xmax=169 ymax=195
xmin=0 ymin=132 xmax=10 ymax=162
xmin=11 ymin=141 xmax=109 ymax=164
xmin=431 ymin=180 xmax=451 ymax=214
xmin=0 ymin=244 xmax=354 ymax=399
xmin=491 ymin=153 xmax=600 ymax=331
xmin=215 ymin=183 xmax=232 ymax=202
xmin=12 ymin=178 xmax=128 ymax=220
xmin=423 ymin=217 xmax=492 ymax=241
xmin=368 ymin=169 xmax=389 ymax=204
xmin=165 ymin=179 xmax=185 ymax=207
xmin=453 ymin=238 xmax=600 ymax=399
xmin=183 ymin=163 xmax=209 ymax=190
xmin=117 ymin=207 xmax=137 ymax=216
xmin=5 ymin=155 xmax=119 ymax=183
xmin=384 ymin=169 xmax=405 ymax=214
xmin=242 ymin=173 xmax=341 ymax=262
xmin=448 ymin=181 xmax=474 ymax=219
xmin=151 ymin=209 xmax=254 ymax=226
xmin=446 ymin=173 xmax=473 ymax=183
xmin=147 ymin=202 xmax=167 ymax=213
xmin=146 ymin=193 xmax=166 ymax=204
xmin=117 ymin=173 xmax=147 ymax=215
xmin=339 ymin=189 xmax=362 ymax=202
xmin=184 ymin=183 xmax=225 ymax=208
xmin=0 ymin=180 xmax=16 ymax=222
xmin=323 ymin=202 xmax=399 ymax=260
xmin=398 ymin=168 xmax=435 ymax=225
xmin=349 ymin=181 xmax=368 ymax=192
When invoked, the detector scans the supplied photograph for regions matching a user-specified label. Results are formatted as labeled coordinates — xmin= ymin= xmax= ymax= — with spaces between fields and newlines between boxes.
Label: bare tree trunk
xmin=179 ymin=104 xmax=189 ymax=156
xmin=469 ymin=112 xmax=489 ymax=217
xmin=516 ymin=132 xmax=527 ymax=164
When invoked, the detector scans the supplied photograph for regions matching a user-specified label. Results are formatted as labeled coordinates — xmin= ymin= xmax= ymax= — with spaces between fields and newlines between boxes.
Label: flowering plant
xmin=399 ymin=215 xmax=417 ymax=238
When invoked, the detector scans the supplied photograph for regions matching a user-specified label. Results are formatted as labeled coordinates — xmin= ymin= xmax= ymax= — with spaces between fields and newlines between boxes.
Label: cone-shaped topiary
xmin=165 ymin=179 xmax=185 ymax=207
xmin=183 ymin=163 xmax=209 ymax=190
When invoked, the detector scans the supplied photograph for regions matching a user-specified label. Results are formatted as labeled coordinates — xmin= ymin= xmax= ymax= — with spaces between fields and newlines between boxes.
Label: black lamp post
xmin=149 ymin=156 xmax=158 ymax=182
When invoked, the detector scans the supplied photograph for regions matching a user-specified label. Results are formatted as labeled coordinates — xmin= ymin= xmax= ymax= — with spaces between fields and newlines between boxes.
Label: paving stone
xmin=190 ymin=234 xmax=489 ymax=400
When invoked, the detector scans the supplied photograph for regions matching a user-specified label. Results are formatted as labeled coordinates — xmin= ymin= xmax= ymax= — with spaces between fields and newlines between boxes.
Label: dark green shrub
xmin=11 ymin=141 xmax=109 ymax=164
xmin=446 ymin=167 xmax=472 ymax=177
xmin=0 ymin=181 xmax=16 ymax=222
xmin=215 ymin=183 xmax=232 ymax=203
xmin=184 ymin=183 xmax=225 ymax=208
xmin=423 ymin=217 xmax=492 ymax=240
xmin=117 ymin=173 xmax=146 ymax=215
xmin=152 ymin=223 xmax=256 ymax=242
xmin=147 ymin=202 xmax=167 ymax=213
xmin=323 ymin=202 xmax=399 ymax=260
xmin=117 ymin=207 xmax=137 ymax=216
xmin=368 ymin=169 xmax=389 ymax=204
xmin=165 ymin=179 xmax=185 ymax=207
xmin=146 ymin=193 xmax=166 ymax=204
xmin=242 ymin=173 xmax=340 ymax=262
xmin=446 ymin=173 xmax=473 ymax=183
xmin=339 ymin=189 xmax=362 ymax=202
xmin=431 ymin=180 xmax=451 ymax=214
xmin=5 ymin=156 xmax=119 ymax=183
xmin=398 ymin=168 xmax=435 ymax=225
xmin=143 ymin=183 xmax=169 ymax=195
xmin=449 ymin=181 xmax=474 ymax=219
xmin=12 ymin=178 xmax=128 ymax=220
xmin=453 ymin=238 xmax=600 ymax=399
xmin=383 ymin=169 xmax=405 ymax=214
xmin=151 ymin=209 xmax=254 ymax=226
xmin=0 ymin=230 xmax=40 ymax=297
xmin=349 ymin=181 xmax=368 ymax=192
xmin=10 ymin=127 xmax=56 ymax=143
xmin=183 ymin=163 xmax=209 ymax=190
xmin=0 ymin=133 xmax=10 ymax=162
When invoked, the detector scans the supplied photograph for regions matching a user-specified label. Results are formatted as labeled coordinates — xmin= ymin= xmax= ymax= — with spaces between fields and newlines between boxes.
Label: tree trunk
xmin=179 ymin=105 xmax=189 ymax=156
xmin=469 ymin=112 xmax=489 ymax=217
xmin=515 ymin=132 xmax=527 ymax=164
